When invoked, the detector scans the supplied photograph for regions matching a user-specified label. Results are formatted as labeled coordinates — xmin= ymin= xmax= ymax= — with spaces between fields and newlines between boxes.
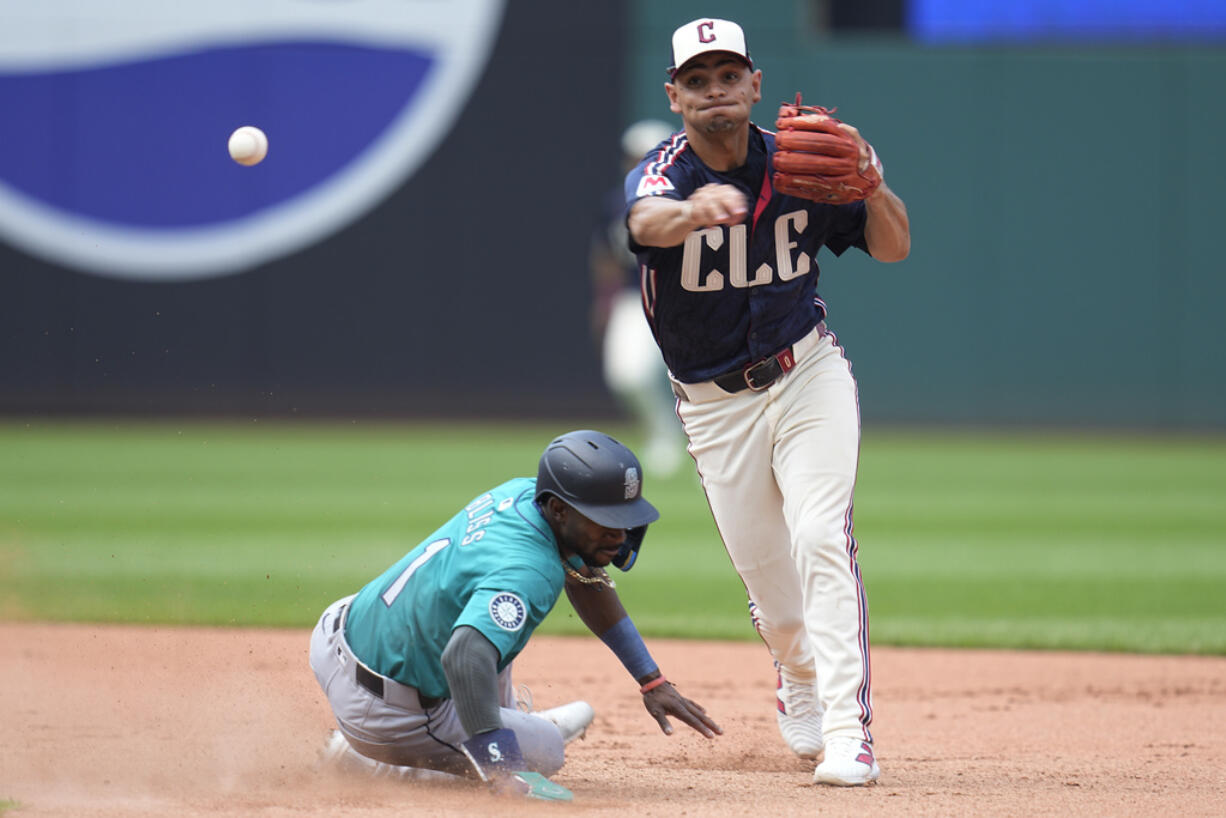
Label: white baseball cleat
xmin=320 ymin=729 xmax=379 ymax=774
xmin=320 ymin=728 xmax=458 ymax=782
xmin=537 ymin=700 xmax=596 ymax=745
xmin=813 ymin=737 xmax=880 ymax=786
xmin=775 ymin=665 xmax=824 ymax=759
xmin=320 ymin=728 xmax=348 ymax=763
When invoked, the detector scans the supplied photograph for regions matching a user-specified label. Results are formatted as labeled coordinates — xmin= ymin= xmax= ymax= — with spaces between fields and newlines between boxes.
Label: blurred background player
xmin=590 ymin=120 xmax=688 ymax=477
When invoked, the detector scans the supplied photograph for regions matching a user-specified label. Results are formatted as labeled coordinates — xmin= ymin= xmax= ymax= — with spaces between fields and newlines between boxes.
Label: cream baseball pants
xmin=673 ymin=323 xmax=874 ymax=742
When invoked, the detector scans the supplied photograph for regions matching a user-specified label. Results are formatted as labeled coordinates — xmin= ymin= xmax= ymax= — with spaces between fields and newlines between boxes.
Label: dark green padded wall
xmin=627 ymin=3 xmax=1226 ymax=427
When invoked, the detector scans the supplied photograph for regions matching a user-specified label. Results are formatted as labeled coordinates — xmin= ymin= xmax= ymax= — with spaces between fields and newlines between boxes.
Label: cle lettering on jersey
xmin=679 ymin=211 xmax=812 ymax=292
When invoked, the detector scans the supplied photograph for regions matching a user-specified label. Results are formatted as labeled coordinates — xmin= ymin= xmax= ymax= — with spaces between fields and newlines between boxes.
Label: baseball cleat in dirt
xmin=507 ymin=770 xmax=574 ymax=801
xmin=813 ymin=737 xmax=880 ymax=786
xmin=319 ymin=729 xmax=373 ymax=774
xmin=776 ymin=665 xmax=824 ymax=759
xmin=320 ymin=729 xmax=457 ymax=782
xmin=537 ymin=700 xmax=596 ymax=745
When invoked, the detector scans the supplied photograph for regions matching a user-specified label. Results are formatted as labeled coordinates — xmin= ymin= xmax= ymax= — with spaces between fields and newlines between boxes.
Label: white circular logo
xmin=0 ymin=0 xmax=505 ymax=281
xmin=488 ymin=592 xmax=526 ymax=632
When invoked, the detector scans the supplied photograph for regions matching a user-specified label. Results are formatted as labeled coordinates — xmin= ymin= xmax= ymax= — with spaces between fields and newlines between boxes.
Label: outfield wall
xmin=2 ymin=2 xmax=1224 ymax=427
xmin=627 ymin=5 xmax=1226 ymax=427
xmin=0 ymin=1 xmax=626 ymax=419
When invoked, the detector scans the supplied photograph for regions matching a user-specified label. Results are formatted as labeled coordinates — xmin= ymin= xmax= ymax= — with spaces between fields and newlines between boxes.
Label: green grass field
xmin=2 ymin=420 xmax=1223 ymax=654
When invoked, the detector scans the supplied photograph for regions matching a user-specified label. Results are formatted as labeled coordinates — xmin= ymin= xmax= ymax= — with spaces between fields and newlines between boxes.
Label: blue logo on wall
xmin=0 ymin=0 xmax=505 ymax=281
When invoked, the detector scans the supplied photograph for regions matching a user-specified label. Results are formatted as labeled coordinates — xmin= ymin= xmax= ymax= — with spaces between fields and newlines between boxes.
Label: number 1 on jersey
xmin=381 ymin=538 xmax=450 ymax=606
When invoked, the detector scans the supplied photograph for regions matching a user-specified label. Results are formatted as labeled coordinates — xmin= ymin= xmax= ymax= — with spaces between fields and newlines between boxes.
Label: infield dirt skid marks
xmin=2 ymin=624 xmax=1225 ymax=816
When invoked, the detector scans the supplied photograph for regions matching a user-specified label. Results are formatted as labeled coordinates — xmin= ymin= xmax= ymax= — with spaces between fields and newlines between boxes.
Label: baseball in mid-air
xmin=227 ymin=126 xmax=268 ymax=166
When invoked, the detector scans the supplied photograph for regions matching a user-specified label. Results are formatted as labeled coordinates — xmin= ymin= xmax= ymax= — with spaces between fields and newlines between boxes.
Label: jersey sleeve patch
xmin=487 ymin=592 xmax=527 ymax=631
xmin=635 ymin=174 xmax=675 ymax=197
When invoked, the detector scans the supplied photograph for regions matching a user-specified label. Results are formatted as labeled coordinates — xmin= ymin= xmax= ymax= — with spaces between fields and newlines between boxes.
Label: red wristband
xmin=639 ymin=675 xmax=668 ymax=694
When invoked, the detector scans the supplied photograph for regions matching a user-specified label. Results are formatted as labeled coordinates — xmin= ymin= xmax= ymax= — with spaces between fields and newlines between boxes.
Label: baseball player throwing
xmin=625 ymin=18 xmax=910 ymax=786
xmin=308 ymin=430 xmax=720 ymax=801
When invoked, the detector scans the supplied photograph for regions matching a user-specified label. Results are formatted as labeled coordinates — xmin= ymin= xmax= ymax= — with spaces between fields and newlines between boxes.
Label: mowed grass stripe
xmin=2 ymin=420 xmax=1223 ymax=654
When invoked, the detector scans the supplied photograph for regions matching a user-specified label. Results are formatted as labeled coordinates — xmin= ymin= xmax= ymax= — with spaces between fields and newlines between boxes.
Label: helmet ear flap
xmin=612 ymin=525 xmax=648 ymax=571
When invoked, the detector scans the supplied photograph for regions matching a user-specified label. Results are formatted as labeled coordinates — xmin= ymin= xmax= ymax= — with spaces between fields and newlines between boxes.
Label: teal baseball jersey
xmin=343 ymin=477 xmax=565 ymax=701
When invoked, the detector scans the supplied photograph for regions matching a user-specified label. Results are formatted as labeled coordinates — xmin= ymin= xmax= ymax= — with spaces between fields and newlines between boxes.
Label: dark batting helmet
xmin=535 ymin=430 xmax=660 ymax=571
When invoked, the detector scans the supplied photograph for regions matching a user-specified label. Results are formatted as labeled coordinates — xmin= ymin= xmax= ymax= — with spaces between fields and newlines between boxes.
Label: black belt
xmin=713 ymin=345 xmax=798 ymax=393
xmin=353 ymin=664 xmax=443 ymax=709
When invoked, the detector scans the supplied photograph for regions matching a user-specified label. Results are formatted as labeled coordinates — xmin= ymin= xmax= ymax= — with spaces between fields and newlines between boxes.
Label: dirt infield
xmin=3 ymin=622 xmax=1224 ymax=817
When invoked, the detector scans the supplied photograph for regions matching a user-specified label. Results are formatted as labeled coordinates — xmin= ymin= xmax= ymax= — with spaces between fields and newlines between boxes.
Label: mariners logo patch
xmin=635 ymin=174 xmax=674 ymax=197
xmin=488 ymin=592 xmax=527 ymax=631
xmin=624 ymin=467 xmax=640 ymax=499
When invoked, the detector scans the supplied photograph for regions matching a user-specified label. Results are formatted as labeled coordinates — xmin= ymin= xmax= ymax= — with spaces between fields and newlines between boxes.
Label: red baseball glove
xmin=772 ymin=93 xmax=882 ymax=204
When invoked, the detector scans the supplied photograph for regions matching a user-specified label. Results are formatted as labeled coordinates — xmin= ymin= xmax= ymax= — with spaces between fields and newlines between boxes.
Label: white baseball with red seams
xmin=227 ymin=125 xmax=268 ymax=166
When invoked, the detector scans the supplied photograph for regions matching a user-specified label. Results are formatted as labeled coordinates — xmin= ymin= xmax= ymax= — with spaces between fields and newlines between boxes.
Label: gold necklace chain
xmin=562 ymin=561 xmax=616 ymax=588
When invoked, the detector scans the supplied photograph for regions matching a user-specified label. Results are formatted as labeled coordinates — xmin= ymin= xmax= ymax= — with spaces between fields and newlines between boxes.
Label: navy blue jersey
xmin=625 ymin=125 xmax=869 ymax=383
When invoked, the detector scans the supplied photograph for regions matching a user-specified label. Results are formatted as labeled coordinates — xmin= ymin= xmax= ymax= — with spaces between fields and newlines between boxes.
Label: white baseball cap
xmin=668 ymin=18 xmax=753 ymax=79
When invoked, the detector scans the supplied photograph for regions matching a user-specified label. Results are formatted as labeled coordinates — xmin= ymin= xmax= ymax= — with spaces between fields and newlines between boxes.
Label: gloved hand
xmin=773 ymin=93 xmax=883 ymax=204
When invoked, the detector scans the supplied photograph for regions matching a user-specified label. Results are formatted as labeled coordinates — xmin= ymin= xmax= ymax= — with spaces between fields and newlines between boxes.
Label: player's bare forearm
xmin=565 ymin=571 xmax=723 ymax=739
xmin=627 ymin=197 xmax=698 ymax=248
xmin=864 ymin=182 xmax=910 ymax=262
xmin=564 ymin=568 xmax=630 ymax=635
xmin=628 ymin=184 xmax=748 ymax=248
